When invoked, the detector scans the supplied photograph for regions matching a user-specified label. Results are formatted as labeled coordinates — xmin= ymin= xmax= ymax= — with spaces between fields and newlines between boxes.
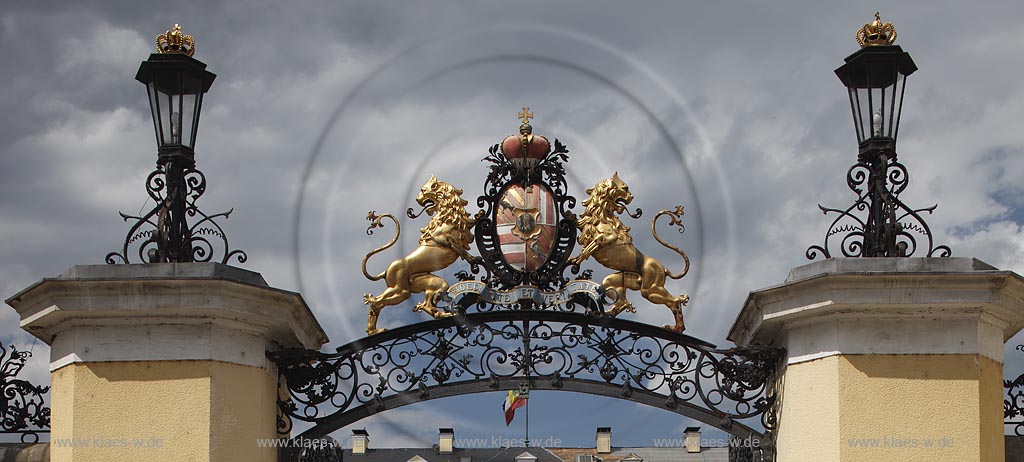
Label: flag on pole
xmin=503 ymin=389 xmax=527 ymax=426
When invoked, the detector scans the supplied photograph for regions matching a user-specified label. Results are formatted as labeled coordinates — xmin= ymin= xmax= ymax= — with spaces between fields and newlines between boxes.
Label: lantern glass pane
xmin=891 ymin=72 xmax=907 ymax=141
xmin=179 ymin=71 xmax=205 ymax=149
xmin=181 ymin=93 xmax=197 ymax=148
xmin=870 ymin=87 xmax=886 ymax=138
xmin=147 ymin=81 xmax=163 ymax=146
xmin=846 ymin=88 xmax=862 ymax=143
xmin=164 ymin=92 xmax=180 ymax=145
xmin=854 ymin=87 xmax=870 ymax=144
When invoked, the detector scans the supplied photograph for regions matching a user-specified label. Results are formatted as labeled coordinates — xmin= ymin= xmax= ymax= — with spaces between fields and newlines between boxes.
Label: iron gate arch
xmin=269 ymin=310 xmax=783 ymax=459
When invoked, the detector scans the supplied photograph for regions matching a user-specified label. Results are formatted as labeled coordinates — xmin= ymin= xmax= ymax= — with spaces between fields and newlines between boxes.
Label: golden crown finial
xmin=856 ymin=12 xmax=897 ymax=47
xmin=156 ymin=23 xmax=195 ymax=56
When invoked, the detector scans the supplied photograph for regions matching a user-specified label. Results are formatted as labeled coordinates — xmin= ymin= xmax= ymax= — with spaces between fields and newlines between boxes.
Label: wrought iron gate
xmin=270 ymin=309 xmax=783 ymax=461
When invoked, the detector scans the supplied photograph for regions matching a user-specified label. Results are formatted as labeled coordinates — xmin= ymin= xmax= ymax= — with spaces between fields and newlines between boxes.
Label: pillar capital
xmin=7 ymin=263 xmax=328 ymax=370
xmin=730 ymin=257 xmax=1024 ymax=364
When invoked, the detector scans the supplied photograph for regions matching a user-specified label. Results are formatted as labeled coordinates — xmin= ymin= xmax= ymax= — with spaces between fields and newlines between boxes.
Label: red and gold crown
xmin=501 ymin=108 xmax=550 ymax=168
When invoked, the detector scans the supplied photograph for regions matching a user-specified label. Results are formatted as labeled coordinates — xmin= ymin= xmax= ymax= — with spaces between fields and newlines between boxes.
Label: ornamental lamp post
xmin=836 ymin=12 xmax=914 ymax=257
xmin=807 ymin=13 xmax=949 ymax=260
xmin=106 ymin=24 xmax=244 ymax=265
xmin=136 ymin=24 xmax=213 ymax=263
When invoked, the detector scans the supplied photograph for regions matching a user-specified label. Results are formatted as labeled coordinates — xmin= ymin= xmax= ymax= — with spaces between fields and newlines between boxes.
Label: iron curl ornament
xmin=284 ymin=438 xmax=345 ymax=462
xmin=1005 ymin=344 xmax=1024 ymax=435
xmin=269 ymin=311 xmax=784 ymax=442
xmin=105 ymin=163 xmax=247 ymax=265
xmin=0 ymin=344 xmax=51 ymax=443
xmin=807 ymin=155 xmax=950 ymax=259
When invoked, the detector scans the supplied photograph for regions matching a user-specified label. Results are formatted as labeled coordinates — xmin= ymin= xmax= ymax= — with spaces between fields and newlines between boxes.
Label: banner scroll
xmin=446 ymin=279 xmax=605 ymax=308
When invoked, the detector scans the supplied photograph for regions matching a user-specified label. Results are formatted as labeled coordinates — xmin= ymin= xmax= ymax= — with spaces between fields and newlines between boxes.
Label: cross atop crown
xmin=517 ymin=107 xmax=534 ymax=125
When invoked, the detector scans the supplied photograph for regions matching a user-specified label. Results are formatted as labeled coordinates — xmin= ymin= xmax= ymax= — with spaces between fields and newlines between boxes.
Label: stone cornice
xmin=729 ymin=258 xmax=1024 ymax=364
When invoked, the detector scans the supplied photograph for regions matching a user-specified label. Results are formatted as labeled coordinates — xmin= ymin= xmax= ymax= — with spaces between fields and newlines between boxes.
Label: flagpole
xmin=525 ymin=390 xmax=530 ymax=447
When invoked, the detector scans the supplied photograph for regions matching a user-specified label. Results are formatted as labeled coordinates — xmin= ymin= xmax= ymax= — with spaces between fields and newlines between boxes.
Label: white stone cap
xmin=728 ymin=258 xmax=1024 ymax=364
xmin=6 ymin=263 xmax=329 ymax=369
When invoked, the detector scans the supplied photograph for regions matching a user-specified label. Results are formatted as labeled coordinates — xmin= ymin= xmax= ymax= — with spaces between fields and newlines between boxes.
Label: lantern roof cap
xmin=134 ymin=52 xmax=215 ymax=94
xmin=834 ymin=44 xmax=916 ymax=89
xmin=856 ymin=12 xmax=897 ymax=48
xmin=157 ymin=23 xmax=196 ymax=56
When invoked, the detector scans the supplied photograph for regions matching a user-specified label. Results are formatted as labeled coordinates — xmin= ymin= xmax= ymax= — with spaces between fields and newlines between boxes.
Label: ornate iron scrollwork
xmin=269 ymin=311 xmax=783 ymax=442
xmin=1006 ymin=344 xmax=1024 ymax=435
xmin=807 ymin=155 xmax=950 ymax=259
xmin=729 ymin=442 xmax=754 ymax=462
xmin=276 ymin=438 xmax=345 ymax=462
xmin=0 ymin=344 xmax=51 ymax=443
xmin=105 ymin=164 xmax=246 ymax=264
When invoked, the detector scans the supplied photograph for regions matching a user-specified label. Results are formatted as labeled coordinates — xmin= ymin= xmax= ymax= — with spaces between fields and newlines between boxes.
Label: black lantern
xmin=835 ymin=14 xmax=917 ymax=162
xmin=135 ymin=24 xmax=215 ymax=163
xmin=806 ymin=13 xmax=950 ymax=260
xmin=106 ymin=24 xmax=245 ymax=265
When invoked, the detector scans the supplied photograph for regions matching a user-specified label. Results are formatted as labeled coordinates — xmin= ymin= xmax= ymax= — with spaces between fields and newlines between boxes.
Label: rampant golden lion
xmin=362 ymin=176 xmax=476 ymax=335
xmin=568 ymin=173 xmax=691 ymax=332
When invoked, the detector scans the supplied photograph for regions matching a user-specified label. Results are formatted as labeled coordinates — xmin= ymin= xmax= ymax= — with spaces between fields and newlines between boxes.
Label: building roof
xmin=344 ymin=447 xmax=563 ymax=462
xmin=613 ymin=447 xmax=729 ymax=462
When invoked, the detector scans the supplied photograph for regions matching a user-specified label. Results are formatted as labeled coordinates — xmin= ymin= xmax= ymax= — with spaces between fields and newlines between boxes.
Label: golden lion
xmin=362 ymin=176 xmax=476 ymax=335
xmin=568 ymin=173 xmax=691 ymax=332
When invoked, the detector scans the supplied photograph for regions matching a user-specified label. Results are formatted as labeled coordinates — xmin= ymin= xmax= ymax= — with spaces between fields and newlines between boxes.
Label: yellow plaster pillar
xmin=7 ymin=263 xmax=328 ymax=462
xmin=729 ymin=258 xmax=1024 ymax=462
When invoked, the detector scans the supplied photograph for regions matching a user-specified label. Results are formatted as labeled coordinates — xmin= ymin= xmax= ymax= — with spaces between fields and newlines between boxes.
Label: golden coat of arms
xmin=362 ymin=110 xmax=691 ymax=334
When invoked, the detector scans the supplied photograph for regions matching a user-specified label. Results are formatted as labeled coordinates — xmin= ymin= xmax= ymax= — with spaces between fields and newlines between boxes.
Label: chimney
xmin=439 ymin=428 xmax=455 ymax=454
xmin=596 ymin=427 xmax=612 ymax=454
xmin=352 ymin=429 xmax=369 ymax=455
xmin=683 ymin=427 xmax=701 ymax=453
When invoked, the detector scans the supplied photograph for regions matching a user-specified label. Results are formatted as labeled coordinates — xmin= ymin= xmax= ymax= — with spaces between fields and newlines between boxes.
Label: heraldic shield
xmin=496 ymin=184 xmax=557 ymax=272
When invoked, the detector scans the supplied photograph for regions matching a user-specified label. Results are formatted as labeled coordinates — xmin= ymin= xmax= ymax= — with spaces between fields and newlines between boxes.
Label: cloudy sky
xmin=3 ymin=0 xmax=1024 ymax=450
